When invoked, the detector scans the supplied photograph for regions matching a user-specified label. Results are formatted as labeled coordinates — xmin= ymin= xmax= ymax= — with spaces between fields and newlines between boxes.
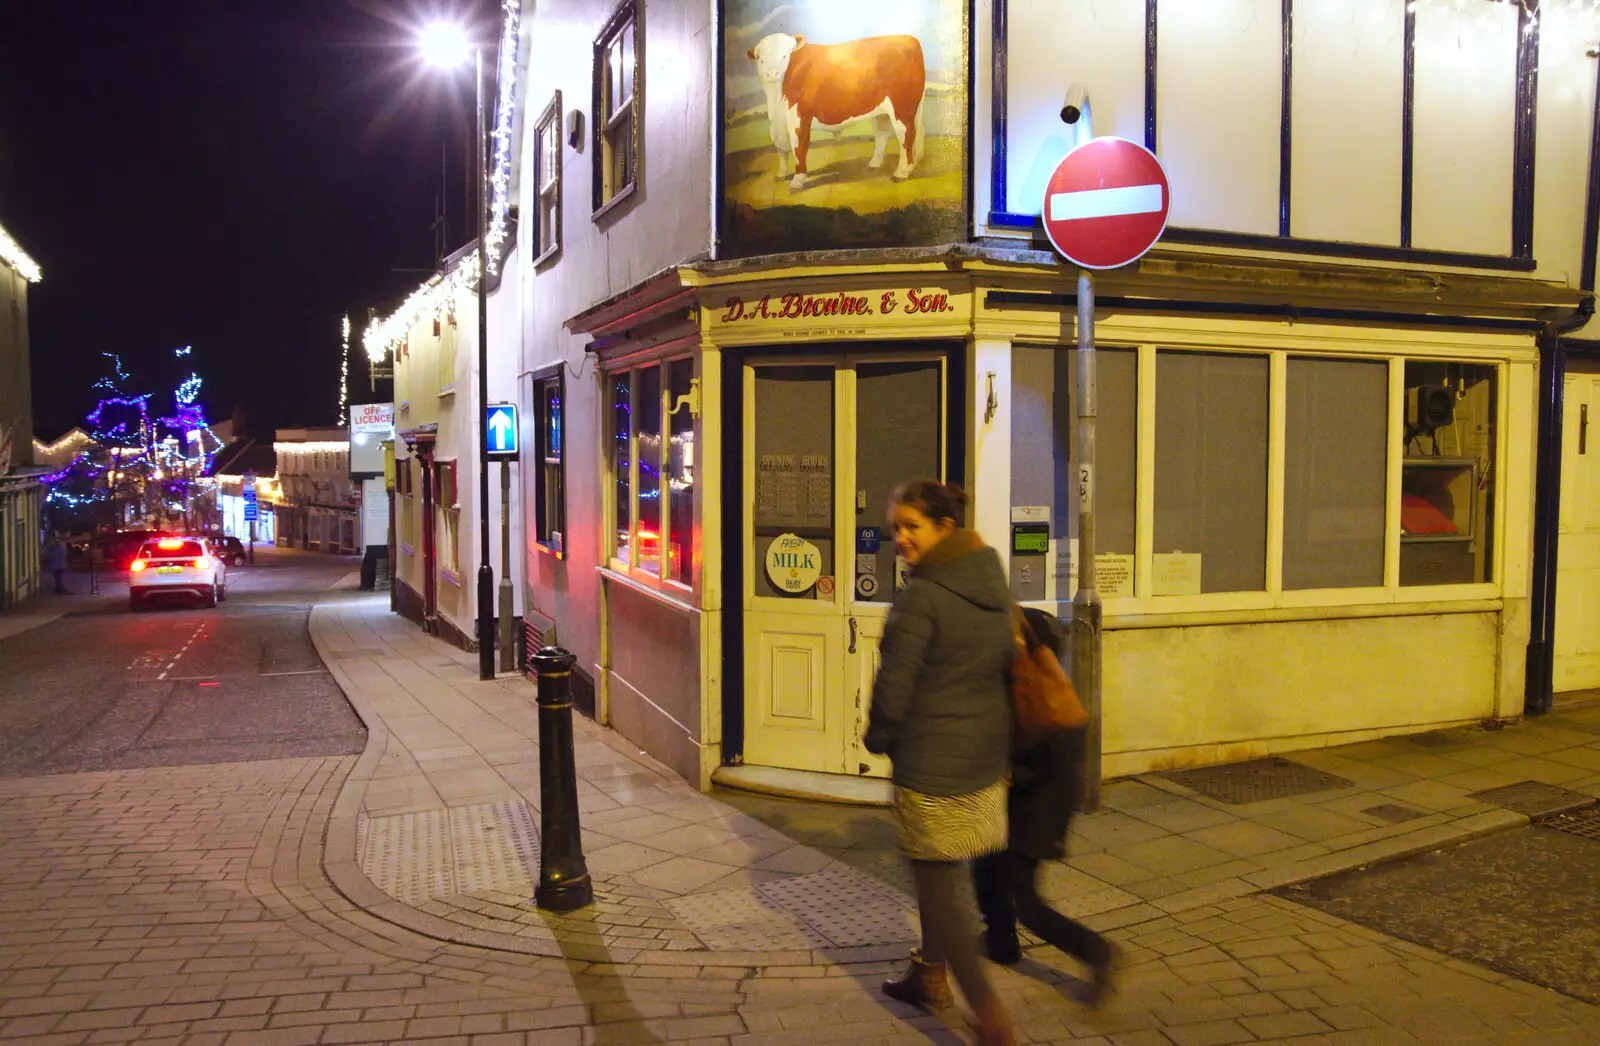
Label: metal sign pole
xmin=1073 ymin=269 xmax=1103 ymax=812
xmin=498 ymin=459 xmax=514 ymax=674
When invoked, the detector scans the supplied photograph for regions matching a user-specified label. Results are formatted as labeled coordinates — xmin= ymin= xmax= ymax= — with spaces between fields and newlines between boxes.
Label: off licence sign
xmin=1041 ymin=137 xmax=1171 ymax=270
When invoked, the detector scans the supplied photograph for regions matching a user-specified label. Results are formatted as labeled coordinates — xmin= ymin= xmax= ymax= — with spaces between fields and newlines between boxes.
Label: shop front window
xmin=668 ymin=358 xmax=695 ymax=586
xmin=612 ymin=375 xmax=632 ymax=563
xmin=1284 ymin=357 xmax=1387 ymax=589
xmin=636 ymin=365 xmax=662 ymax=577
xmin=1010 ymin=346 xmax=1136 ymax=600
xmin=609 ymin=358 xmax=696 ymax=589
xmin=1401 ymin=361 xmax=1497 ymax=585
xmin=1155 ymin=351 xmax=1269 ymax=594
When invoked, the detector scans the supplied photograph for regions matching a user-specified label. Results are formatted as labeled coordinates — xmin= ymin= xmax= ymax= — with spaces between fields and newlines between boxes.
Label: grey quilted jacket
xmin=863 ymin=530 xmax=1014 ymax=797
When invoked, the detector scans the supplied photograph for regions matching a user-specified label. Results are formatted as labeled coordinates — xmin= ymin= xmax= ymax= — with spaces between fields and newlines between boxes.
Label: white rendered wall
xmin=1410 ymin=0 xmax=1517 ymax=256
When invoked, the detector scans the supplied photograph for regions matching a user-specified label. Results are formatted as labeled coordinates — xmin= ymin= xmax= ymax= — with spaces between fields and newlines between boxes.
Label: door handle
xmin=848 ymin=617 xmax=857 ymax=654
xmin=1582 ymin=403 xmax=1589 ymax=456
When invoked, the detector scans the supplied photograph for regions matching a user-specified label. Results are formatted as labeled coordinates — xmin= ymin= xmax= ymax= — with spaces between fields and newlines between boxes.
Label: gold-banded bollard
xmin=532 ymin=646 xmax=593 ymax=910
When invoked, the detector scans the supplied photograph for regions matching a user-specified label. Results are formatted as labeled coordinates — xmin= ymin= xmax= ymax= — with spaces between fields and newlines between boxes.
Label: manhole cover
xmin=1362 ymin=803 xmax=1428 ymax=824
xmin=1541 ymin=808 xmax=1600 ymax=841
xmin=1405 ymin=731 xmax=1468 ymax=749
xmin=1465 ymin=781 xmax=1598 ymax=820
xmin=1158 ymin=758 xmax=1354 ymax=805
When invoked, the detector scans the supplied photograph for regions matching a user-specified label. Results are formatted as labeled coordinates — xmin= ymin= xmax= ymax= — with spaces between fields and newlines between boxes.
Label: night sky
xmin=2 ymin=0 xmax=496 ymax=441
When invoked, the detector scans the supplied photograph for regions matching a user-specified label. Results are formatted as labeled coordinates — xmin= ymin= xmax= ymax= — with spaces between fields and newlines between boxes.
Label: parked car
xmin=104 ymin=528 xmax=171 ymax=569
xmin=219 ymin=536 xmax=248 ymax=567
xmin=128 ymin=536 xmax=227 ymax=611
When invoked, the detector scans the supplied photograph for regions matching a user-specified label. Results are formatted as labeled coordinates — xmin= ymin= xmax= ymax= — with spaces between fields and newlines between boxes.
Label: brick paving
xmin=0 ymin=587 xmax=1598 ymax=1042
xmin=4 ymin=750 xmax=1599 ymax=1045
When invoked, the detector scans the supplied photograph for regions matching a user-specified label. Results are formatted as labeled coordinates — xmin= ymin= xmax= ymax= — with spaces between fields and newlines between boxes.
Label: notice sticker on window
xmin=1152 ymin=552 xmax=1202 ymax=596
xmin=1095 ymin=554 xmax=1134 ymax=599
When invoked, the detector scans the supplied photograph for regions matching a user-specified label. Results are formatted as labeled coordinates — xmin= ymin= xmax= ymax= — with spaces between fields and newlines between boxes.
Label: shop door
xmin=742 ymin=356 xmax=946 ymax=777
xmin=1555 ymin=372 xmax=1600 ymax=693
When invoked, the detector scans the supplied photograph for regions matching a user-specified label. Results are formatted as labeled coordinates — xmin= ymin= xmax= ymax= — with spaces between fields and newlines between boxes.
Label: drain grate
xmin=1362 ymin=803 xmax=1429 ymax=824
xmin=1465 ymin=781 xmax=1598 ymax=820
xmin=1159 ymin=758 xmax=1355 ymax=805
xmin=1405 ymin=731 xmax=1469 ymax=749
xmin=1540 ymin=807 xmax=1600 ymax=841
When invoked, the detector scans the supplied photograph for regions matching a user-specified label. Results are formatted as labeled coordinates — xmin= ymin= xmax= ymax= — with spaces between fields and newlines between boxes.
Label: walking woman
xmin=864 ymin=480 xmax=1017 ymax=1046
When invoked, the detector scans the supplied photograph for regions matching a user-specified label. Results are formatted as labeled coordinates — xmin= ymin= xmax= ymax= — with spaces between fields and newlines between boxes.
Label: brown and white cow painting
xmin=746 ymin=33 xmax=927 ymax=192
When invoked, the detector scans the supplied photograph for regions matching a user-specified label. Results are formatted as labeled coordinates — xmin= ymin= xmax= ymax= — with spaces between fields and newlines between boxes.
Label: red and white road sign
xmin=1041 ymin=137 xmax=1171 ymax=270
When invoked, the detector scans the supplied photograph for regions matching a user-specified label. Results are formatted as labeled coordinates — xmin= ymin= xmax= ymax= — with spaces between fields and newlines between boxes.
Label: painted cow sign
xmin=746 ymin=33 xmax=927 ymax=191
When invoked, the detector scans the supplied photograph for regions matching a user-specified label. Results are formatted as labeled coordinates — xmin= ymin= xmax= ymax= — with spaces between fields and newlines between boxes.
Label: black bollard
xmin=531 ymin=646 xmax=593 ymax=911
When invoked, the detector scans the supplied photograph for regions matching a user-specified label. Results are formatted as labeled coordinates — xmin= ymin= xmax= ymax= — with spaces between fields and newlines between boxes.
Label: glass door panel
xmin=852 ymin=361 xmax=943 ymax=603
xmin=751 ymin=366 xmax=836 ymax=603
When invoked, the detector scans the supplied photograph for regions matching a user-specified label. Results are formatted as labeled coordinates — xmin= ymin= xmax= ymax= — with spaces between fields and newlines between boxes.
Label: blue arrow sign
xmin=486 ymin=403 xmax=519 ymax=457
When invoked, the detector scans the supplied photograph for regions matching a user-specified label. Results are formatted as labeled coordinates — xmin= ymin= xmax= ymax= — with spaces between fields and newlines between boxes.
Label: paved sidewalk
xmin=312 ymin=589 xmax=1600 ymax=970
xmin=0 ymin=600 xmax=73 ymax=641
xmin=0 ymin=587 xmax=1596 ymax=1044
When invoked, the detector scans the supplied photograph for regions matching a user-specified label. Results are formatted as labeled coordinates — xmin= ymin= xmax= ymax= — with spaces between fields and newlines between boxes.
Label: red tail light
xmin=193 ymin=556 xmax=211 ymax=570
xmin=130 ymin=559 xmax=147 ymax=572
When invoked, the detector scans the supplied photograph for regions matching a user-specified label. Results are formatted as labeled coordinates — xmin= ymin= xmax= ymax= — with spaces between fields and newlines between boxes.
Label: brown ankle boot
xmin=973 ymin=997 xmax=1018 ymax=1046
xmin=881 ymin=949 xmax=953 ymax=1008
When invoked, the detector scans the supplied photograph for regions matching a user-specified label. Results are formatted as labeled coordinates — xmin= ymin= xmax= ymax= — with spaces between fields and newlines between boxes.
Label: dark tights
xmin=911 ymin=859 xmax=997 ymax=1010
xmin=973 ymin=850 xmax=1110 ymax=966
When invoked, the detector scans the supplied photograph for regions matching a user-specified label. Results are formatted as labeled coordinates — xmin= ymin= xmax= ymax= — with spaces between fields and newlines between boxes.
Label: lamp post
xmin=421 ymin=22 xmax=496 ymax=681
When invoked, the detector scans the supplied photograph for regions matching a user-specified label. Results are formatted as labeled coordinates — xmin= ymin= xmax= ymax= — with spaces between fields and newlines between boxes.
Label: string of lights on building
xmin=339 ymin=314 xmax=351 ymax=426
xmin=0 ymin=221 xmax=41 ymax=283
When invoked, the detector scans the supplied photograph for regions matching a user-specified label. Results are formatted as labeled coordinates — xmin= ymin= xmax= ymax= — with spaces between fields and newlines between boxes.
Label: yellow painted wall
xmin=1102 ymin=611 xmax=1498 ymax=777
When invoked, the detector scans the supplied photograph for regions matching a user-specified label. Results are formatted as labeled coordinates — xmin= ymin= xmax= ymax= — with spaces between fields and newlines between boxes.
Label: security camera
xmin=1061 ymin=83 xmax=1090 ymax=125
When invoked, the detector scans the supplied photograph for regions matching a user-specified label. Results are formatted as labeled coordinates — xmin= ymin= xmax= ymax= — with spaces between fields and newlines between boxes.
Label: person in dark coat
xmin=972 ymin=611 xmax=1115 ymax=1006
xmin=864 ymin=479 xmax=1017 ymax=1046
xmin=44 ymin=536 xmax=70 ymax=594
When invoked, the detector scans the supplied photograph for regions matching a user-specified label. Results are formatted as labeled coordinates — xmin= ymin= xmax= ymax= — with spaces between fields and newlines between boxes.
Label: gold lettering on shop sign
xmin=716 ymin=289 xmax=957 ymax=327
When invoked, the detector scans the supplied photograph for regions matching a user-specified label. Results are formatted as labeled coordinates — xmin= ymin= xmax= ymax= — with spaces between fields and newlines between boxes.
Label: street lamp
xmin=421 ymin=21 xmax=496 ymax=681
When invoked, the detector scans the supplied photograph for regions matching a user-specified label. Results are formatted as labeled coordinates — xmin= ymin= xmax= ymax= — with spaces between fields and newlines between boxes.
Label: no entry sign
xmin=1042 ymin=137 xmax=1171 ymax=270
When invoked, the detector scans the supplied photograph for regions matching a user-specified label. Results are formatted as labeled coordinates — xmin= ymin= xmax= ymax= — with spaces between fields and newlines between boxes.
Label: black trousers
xmin=972 ymin=849 xmax=1110 ymax=967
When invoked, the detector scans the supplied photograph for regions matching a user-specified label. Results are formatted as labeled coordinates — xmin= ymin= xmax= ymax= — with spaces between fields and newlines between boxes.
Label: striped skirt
xmin=893 ymin=779 xmax=1009 ymax=862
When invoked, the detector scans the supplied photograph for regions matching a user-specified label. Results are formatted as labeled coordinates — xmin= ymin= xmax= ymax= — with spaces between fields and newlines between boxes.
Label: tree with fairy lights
xmin=41 ymin=349 xmax=223 ymax=537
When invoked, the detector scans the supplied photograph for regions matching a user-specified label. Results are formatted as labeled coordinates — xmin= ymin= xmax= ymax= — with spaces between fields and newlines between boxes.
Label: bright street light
xmin=418 ymin=21 xmax=473 ymax=70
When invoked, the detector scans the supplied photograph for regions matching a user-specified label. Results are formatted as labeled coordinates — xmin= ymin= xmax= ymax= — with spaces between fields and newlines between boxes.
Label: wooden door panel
xmin=743 ymin=612 xmax=846 ymax=774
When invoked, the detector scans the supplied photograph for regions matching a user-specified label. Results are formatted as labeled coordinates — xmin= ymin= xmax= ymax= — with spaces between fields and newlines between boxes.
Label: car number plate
xmin=156 ymin=566 xmax=183 ymax=574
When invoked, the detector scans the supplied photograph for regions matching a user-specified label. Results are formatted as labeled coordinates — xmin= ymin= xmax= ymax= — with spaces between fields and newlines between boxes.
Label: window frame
xmin=532 ymin=368 xmax=566 ymax=558
xmin=1013 ymin=325 xmax=1514 ymax=622
xmin=604 ymin=355 xmax=697 ymax=601
xmin=591 ymin=0 xmax=640 ymax=218
xmin=532 ymin=91 xmax=563 ymax=267
xmin=435 ymin=459 xmax=461 ymax=582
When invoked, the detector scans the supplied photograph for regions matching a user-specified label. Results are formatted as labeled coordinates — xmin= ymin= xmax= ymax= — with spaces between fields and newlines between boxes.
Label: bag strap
xmin=1010 ymin=602 xmax=1040 ymax=653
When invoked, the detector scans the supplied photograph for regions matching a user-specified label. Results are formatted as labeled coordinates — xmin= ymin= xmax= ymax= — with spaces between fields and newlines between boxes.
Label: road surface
xmin=0 ymin=547 xmax=366 ymax=776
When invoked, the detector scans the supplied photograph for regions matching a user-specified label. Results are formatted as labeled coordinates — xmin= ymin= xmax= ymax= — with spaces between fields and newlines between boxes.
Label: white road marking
xmin=1049 ymin=183 xmax=1164 ymax=222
